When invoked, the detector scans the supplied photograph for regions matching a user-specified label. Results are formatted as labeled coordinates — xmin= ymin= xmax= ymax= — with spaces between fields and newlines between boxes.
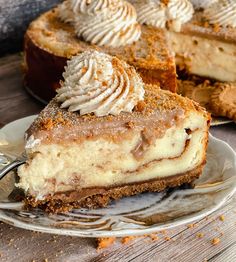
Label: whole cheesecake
xmin=17 ymin=51 xmax=210 ymax=213
xmin=23 ymin=0 xmax=177 ymax=103
xmin=169 ymin=8 xmax=236 ymax=82
xmin=130 ymin=0 xmax=236 ymax=120
xmin=131 ymin=0 xmax=236 ymax=82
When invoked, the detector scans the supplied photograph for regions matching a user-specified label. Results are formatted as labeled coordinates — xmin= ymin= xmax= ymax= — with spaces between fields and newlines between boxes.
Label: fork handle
xmin=0 ymin=159 xmax=25 ymax=180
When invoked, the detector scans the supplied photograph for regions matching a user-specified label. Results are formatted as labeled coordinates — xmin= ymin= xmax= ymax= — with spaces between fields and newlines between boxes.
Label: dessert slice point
xmin=17 ymin=51 xmax=210 ymax=213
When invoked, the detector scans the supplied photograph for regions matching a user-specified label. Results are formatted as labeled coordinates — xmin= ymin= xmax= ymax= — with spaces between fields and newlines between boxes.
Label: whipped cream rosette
xmin=56 ymin=51 xmax=145 ymax=116
xmin=131 ymin=0 xmax=194 ymax=31
xmin=204 ymin=0 xmax=236 ymax=28
xmin=58 ymin=0 xmax=75 ymax=23
xmin=190 ymin=0 xmax=217 ymax=9
xmin=59 ymin=0 xmax=141 ymax=47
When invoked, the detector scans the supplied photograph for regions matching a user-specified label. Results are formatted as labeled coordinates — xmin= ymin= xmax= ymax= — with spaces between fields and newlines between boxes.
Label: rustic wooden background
xmin=0 ymin=0 xmax=61 ymax=56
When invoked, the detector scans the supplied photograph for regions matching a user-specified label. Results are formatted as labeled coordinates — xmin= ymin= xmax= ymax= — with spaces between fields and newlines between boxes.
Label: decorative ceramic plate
xmin=0 ymin=116 xmax=235 ymax=237
xmin=211 ymin=117 xmax=233 ymax=126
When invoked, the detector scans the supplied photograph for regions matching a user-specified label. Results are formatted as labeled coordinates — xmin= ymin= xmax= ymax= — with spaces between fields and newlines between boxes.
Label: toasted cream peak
xmin=204 ymin=0 xmax=236 ymax=28
xmin=132 ymin=0 xmax=194 ymax=32
xmin=190 ymin=0 xmax=217 ymax=9
xmin=56 ymin=51 xmax=145 ymax=116
xmin=71 ymin=0 xmax=119 ymax=14
xmin=59 ymin=0 xmax=141 ymax=47
xmin=58 ymin=0 xmax=75 ymax=23
xmin=131 ymin=0 xmax=166 ymax=28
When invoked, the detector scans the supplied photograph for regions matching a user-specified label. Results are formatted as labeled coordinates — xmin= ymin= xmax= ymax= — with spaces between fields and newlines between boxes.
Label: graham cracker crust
xmin=25 ymin=164 xmax=205 ymax=213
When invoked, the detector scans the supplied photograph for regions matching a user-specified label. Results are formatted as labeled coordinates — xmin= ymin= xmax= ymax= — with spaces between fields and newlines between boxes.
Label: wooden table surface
xmin=0 ymin=54 xmax=236 ymax=262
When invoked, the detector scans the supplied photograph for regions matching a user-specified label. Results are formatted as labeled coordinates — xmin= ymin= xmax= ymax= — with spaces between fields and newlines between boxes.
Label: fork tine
xmin=0 ymin=156 xmax=26 ymax=180
xmin=0 ymin=153 xmax=11 ymax=166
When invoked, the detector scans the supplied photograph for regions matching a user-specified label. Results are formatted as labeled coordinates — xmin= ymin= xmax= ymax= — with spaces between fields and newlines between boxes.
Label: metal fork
xmin=0 ymin=152 xmax=26 ymax=180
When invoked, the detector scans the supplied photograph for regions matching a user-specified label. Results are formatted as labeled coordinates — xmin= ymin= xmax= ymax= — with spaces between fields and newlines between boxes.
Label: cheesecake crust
xmin=25 ymin=163 xmax=204 ymax=213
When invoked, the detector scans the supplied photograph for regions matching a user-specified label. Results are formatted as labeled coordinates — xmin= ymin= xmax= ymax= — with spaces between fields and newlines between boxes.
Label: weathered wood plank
xmin=92 ymin=198 xmax=236 ymax=262
xmin=0 ymin=0 xmax=60 ymax=55
xmin=0 ymin=53 xmax=42 ymax=126
xmin=0 ymin=198 xmax=235 ymax=262
xmin=210 ymin=243 xmax=236 ymax=262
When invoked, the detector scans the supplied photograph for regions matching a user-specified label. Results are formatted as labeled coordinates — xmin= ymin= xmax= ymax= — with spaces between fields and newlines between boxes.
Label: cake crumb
xmin=160 ymin=230 xmax=167 ymax=235
xmin=211 ymin=237 xmax=220 ymax=245
xmin=149 ymin=234 xmax=159 ymax=241
xmin=121 ymin=236 xmax=136 ymax=244
xmin=187 ymin=224 xmax=195 ymax=229
xmin=42 ymin=118 xmax=53 ymax=130
xmin=82 ymin=67 xmax=88 ymax=74
xmin=213 ymin=23 xmax=220 ymax=33
xmin=203 ymin=21 xmax=209 ymax=28
xmin=135 ymin=100 xmax=146 ymax=112
xmin=219 ymin=215 xmax=225 ymax=221
xmin=126 ymin=121 xmax=135 ymax=129
xmin=196 ymin=232 xmax=204 ymax=238
xmin=97 ymin=237 xmax=116 ymax=250
xmin=165 ymin=236 xmax=171 ymax=241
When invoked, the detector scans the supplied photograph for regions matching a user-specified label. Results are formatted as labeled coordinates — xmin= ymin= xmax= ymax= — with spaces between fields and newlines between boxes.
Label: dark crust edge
xmin=25 ymin=163 xmax=205 ymax=213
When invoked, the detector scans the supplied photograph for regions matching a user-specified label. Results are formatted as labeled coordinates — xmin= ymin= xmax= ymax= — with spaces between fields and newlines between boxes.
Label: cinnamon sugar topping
xmin=41 ymin=118 xmax=53 ymax=130
xmin=135 ymin=101 xmax=146 ymax=112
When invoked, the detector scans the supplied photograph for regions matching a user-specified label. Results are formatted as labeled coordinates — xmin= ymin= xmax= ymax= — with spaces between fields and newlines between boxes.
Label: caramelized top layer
xmin=181 ymin=11 xmax=236 ymax=44
xmin=26 ymin=85 xmax=210 ymax=144
xmin=26 ymin=7 xmax=175 ymax=70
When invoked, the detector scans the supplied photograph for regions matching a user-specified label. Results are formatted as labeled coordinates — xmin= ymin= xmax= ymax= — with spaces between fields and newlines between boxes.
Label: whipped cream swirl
xmin=71 ymin=0 xmax=116 ymax=14
xmin=56 ymin=51 xmax=145 ymax=116
xmin=204 ymin=0 xmax=236 ymax=28
xmin=167 ymin=0 xmax=194 ymax=31
xmin=132 ymin=0 xmax=194 ymax=32
xmin=59 ymin=0 xmax=141 ymax=47
xmin=131 ymin=0 xmax=166 ymax=28
xmin=190 ymin=0 xmax=217 ymax=9
xmin=58 ymin=0 xmax=75 ymax=24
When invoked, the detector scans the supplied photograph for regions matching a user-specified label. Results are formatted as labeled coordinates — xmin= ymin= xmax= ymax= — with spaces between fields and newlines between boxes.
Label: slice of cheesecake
xmin=17 ymin=51 xmax=210 ymax=213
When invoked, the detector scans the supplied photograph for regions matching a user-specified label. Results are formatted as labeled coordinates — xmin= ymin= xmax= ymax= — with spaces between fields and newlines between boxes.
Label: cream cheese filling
xmin=17 ymin=112 xmax=208 ymax=199
xmin=168 ymin=31 xmax=236 ymax=82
